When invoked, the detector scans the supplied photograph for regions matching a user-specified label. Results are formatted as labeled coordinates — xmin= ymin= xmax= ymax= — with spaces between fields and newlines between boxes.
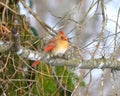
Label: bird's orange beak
xmin=63 ymin=37 xmax=67 ymax=40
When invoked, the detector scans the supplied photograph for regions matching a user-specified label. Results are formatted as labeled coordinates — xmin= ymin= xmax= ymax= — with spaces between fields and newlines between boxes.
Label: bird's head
xmin=57 ymin=31 xmax=68 ymax=41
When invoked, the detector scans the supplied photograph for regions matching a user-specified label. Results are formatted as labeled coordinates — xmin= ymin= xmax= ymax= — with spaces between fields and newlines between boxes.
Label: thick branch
xmin=0 ymin=29 xmax=120 ymax=70
xmin=48 ymin=58 xmax=120 ymax=70
xmin=1 ymin=39 xmax=120 ymax=69
xmin=11 ymin=28 xmax=42 ymax=60
xmin=16 ymin=46 xmax=42 ymax=61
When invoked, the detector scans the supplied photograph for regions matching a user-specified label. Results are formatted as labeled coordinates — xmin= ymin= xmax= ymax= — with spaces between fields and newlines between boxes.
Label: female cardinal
xmin=32 ymin=31 xmax=69 ymax=67
xmin=44 ymin=31 xmax=69 ymax=55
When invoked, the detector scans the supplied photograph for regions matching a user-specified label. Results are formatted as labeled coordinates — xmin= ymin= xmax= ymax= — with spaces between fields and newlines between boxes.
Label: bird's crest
xmin=59 ymin=31 xmax=64 ymax=35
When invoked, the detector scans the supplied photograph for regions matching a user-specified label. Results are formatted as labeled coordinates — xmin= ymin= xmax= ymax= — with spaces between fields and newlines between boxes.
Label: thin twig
xmin=92 ymin=0 xmax=106 ymax=57
xmin=114 ymin=8 xmax=120 ymax=52
xmin=0 ymin=1 xmax=20 ymax=15
xmin=0 ymin=52 xmax=11 ymax=72
xmin=19 ymin=0 xmax=56 ymax=36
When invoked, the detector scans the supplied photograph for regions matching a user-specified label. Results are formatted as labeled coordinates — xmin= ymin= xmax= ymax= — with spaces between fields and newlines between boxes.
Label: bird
xmin=31 ymin=31 xmax=69 ymax=67
xmin=44 ymin=31 xmax=68 ymax=55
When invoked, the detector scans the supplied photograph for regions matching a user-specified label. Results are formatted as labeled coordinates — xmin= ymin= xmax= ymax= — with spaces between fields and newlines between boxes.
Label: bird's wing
xmin=44 ymin=41 xmax=56 ymax=52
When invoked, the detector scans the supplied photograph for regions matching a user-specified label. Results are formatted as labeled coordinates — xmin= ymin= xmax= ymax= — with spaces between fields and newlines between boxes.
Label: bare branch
xmin=1 ymin=38 xmax=120 ymax=69
xmin=0 ymin=1 xmax=20 ymax=15
xmin=19 ymin=0 xmax=57 ymax=36
xmin=0 ymin=27 xmax=120 ymax=70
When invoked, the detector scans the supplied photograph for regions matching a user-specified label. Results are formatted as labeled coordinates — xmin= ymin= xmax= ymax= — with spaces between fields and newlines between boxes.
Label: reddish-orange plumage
xmin=44 ymin=42 xmax=56 ymax=52
xmin=32 ymin=31 xmax=68 ymax=67
xmin=31 ymin=60 xmax=39 ymax=67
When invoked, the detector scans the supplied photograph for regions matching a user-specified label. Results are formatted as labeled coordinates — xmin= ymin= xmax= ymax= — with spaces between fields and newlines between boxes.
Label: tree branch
xmin=0 ymin=29 xmax=120 ymax=70
xmin=47 ymin=58 xmax=120 ymax=70
xmin=19 ymin=0 xmax=57 ymax=36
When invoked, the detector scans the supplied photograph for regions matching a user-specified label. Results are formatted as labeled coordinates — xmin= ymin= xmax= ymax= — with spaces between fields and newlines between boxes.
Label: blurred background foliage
xmin=0 ymin=0 xmax=120 ymax=96
xmin=0 ymin=0 xmax=77 ymax=96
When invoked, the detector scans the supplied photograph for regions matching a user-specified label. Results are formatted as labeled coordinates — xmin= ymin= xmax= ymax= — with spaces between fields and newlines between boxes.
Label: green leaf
xmin=30 ymin=27 xmax=38 ymax=37
xmin=80 ymin=81 xmax=86 ymax=87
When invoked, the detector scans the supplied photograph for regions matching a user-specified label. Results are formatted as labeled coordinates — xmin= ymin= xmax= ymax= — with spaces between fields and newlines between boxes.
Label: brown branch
xmin=0 ymin=1 xmax=20 ymax=15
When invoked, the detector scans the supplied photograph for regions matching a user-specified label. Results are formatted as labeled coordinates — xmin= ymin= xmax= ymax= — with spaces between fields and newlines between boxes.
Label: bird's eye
xmin=61 ymin=36 xmax=67 ymax=40
xmin=61 ymin=36 xmax=64 ymax=39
